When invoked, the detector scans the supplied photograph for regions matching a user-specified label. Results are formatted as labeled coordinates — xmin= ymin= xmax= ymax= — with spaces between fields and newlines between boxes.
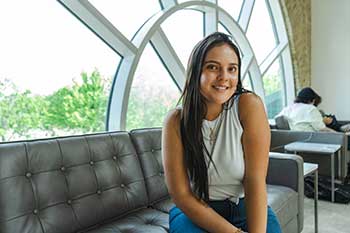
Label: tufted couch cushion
xmin=0 ymin=132 xmax=150 ymax=233
xmin=130 ymin=128 xmax=169 ymax=205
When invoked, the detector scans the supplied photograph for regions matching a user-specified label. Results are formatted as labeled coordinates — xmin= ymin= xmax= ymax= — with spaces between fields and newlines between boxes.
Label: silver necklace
xmin=203 ymin=112 xmax=224 ymax=145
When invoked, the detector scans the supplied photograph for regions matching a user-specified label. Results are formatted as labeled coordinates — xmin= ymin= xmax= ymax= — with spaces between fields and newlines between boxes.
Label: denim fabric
xmin=169 ymin=198 xmax=282 ymax=233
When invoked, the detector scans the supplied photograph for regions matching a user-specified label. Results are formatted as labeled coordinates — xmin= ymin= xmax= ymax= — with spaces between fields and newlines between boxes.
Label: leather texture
xmin=130 ymin=128 xmax=169 ymax=205
xmin=0 ymin=129 xmax=304 ymax=233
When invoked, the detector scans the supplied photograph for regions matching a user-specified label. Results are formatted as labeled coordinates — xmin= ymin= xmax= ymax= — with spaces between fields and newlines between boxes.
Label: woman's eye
xmin=207 ymin=64 xmax=218 ymax=70
xmin=229 ymin=67 xmax=237 ymax=72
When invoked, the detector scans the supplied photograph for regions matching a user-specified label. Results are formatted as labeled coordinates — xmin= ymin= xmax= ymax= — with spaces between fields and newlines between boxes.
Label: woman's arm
xmin=162 ymin=109 xmax=239 ymax=233
xmin=239 ymin=93 xmax=270 ymax=233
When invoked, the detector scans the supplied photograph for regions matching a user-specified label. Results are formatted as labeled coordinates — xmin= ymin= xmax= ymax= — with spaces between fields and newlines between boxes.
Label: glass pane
xmin=242 ymin=73 xmax=253 ymax=91
xmin=263 ymin=59 xmax=284 ymax=119
xmin=89 ymin=0 xmax=160 ymax=40
xmin=162 ymin=9 xmax=204 ymax=67
xmin=218 ymin=0 xmax=243 ymax=20
xmin=0 ymin=1 xmax=119 ymax=142
xmin=246 ymin=0 xmax=277 ymax=64
xmin=126 ymin=44 xmax=181 ymax=130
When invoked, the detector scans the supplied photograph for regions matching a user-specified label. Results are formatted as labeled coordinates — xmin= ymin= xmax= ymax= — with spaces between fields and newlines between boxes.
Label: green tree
xmin=45 ymin=70 xmax=108 ymax=132
xmin=0 ymin=70 xmax=110 ymax=142
xmin=263 ymin=73 xmax=281 ymax=95
xmin=0 ymin=79 xmax=47 ymax=141
xmin=263 ymin=73 xmax=283 ymax=118
xmin=126 ymin=74 xmax=180 ymax=130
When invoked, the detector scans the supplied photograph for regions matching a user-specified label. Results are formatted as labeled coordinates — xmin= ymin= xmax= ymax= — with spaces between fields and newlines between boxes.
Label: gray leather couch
xmin=0 ymin=128 xmax=304 ymax=233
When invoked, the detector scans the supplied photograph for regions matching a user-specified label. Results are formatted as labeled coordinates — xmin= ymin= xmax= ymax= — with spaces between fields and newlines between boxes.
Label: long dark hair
xmin=178 ymin=32 xmax=247 ymax=202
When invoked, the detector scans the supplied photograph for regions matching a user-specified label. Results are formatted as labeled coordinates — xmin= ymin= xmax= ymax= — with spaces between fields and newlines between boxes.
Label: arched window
xmin=59 ymin=0 xmax=293 ymax=130
xmin=0 ymin=0 xmax=294 ymax=141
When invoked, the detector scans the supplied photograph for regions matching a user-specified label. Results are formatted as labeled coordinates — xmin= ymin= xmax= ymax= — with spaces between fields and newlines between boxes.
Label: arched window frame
xmin=58 ymin=0 xmax=294 ymax=130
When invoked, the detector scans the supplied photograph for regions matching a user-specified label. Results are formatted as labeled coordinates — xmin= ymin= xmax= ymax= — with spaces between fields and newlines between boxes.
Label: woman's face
xmin=200 ymin=43 xmax=239 ymax=107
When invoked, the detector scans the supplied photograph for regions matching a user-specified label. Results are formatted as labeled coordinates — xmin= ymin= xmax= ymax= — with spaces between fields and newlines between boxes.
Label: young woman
xmin=162 ymin=32 xmax=281 ymax=233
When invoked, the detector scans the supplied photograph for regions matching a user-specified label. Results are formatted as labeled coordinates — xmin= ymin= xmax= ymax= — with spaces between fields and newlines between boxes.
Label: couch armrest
xmin=267 ymin=152 xmax=304 ymax=232
xmin=267 ymin=152 xmax=304 ymax=192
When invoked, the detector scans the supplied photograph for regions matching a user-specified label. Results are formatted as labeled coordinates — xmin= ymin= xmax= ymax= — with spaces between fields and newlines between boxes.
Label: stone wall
xmin=279 ymin=0 xmax=311 ymax=91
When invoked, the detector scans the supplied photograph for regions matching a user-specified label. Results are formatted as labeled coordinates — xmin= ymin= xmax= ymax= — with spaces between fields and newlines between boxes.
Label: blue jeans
xmin=169 ymin=198 xmax=282 ymax=233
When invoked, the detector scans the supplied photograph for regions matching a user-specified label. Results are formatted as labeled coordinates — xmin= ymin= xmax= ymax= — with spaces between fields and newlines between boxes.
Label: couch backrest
xmin=0 ymin=132 xmax=149 ymax=233
xmin=129 ymin=128 xmax=169 ymax=204
xmin=274 ymin=115 xmax=291 ymax=130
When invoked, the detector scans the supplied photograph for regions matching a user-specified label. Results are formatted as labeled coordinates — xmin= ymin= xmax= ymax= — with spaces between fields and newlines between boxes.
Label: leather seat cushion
xmin=151 ymin=197 xmax=174 ymax=213
xmin=84 ymin=208 xmax=169 ymax=233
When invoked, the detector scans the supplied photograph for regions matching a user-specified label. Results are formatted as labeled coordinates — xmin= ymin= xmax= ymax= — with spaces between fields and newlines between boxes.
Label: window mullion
xmin=238 ymin=0 xmax=255 ymax=32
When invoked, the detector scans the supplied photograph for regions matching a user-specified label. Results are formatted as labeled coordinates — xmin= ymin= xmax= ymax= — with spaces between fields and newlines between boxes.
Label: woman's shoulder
xmin=163 ymin=107 xmax=182 ymax=132
xmin=236 ymin=92 xmax=266 ymax=122
xmin=237 ymin=92 xmax=263 ymax=109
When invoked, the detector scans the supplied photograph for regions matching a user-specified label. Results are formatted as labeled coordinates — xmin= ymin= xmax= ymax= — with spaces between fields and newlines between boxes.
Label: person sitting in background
xmin=276 ymin=87 xmax=335 ymax=132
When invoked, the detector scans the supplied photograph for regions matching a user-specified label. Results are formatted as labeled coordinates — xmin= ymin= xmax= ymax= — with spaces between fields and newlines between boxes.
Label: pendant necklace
xmin=205 ymin=111 xmax=224 ymax=146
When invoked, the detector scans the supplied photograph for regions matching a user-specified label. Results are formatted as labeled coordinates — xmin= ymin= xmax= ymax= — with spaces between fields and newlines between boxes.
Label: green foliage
xmin=126 ymin=75 xmax=180 ymax=130
xmin=0 ymin=70 xmax=108 ymax=141
xmin=0 ymin=79 xmax=47 ymax=141
xmin=45 ymin=70 xmax=108 ymax=132
xmin=263 ymin=73 xmax=281 ymax=95
xmin=263 ymin=73 xmax=283 ymax=118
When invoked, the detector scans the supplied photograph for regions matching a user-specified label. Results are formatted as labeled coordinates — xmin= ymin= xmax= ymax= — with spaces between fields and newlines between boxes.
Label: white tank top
xmin=202 ymin=95 xmax=245 ymax=204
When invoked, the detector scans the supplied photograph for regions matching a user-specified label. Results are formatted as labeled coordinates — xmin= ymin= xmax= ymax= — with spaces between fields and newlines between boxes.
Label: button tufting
xmin=97 ymin=190 xmax=102 ymax=195
xmin=26 ymin=172 xmax=32 ymax=178
xmin=33 ymin=209 xmax=38 ymax=215
xmin=67 ymin=200 xmax=72 ymax=205
xmin=60 ymin=166 xmax=65 ymax=172
xmin=90 ymin=161 xmax=94 ymax=165
xmin=151 ymin=149 xmax=155 ymax=153
xmin=112 ymin=156 xmax=117 ymax=160
xmin=120 ymin=184 xmax=125 ymax=188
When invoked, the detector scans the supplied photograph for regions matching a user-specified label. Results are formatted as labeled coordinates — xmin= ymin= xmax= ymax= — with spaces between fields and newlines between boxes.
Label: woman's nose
xmin=217 ymin=69 xmax=229 ymax=80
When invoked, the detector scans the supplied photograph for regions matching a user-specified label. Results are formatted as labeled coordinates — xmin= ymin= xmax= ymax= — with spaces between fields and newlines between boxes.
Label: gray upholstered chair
xmin=274 ymin=115 xmax=291 ymax=130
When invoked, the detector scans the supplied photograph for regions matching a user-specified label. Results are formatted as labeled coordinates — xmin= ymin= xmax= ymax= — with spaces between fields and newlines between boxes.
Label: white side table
xmin=284 ymin=142 xmax=341 ymax=202
xmin=304 ymin=162 xmax=318 ymax=233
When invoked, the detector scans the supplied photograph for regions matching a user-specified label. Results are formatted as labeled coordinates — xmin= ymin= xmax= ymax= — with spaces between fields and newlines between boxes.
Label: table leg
xmin=314 ymin=170 xmax=318 ymax=233
xmin=337 ymin=149 xmax=341 ymax=179
xmin=331 ymin=153 xmax=335 ymax=202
